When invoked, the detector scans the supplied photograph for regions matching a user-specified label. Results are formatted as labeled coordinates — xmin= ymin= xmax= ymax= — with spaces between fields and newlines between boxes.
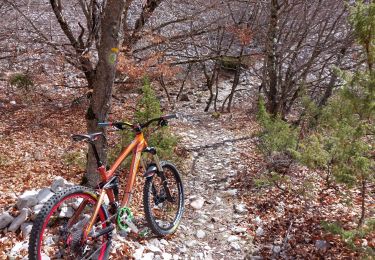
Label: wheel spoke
xmin=29 ymin=187 xmax=110 ymax=260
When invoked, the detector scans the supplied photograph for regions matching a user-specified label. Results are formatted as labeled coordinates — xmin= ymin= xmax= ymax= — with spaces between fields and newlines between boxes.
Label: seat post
xmin=89 ymin=141 xmax=103 ymax=167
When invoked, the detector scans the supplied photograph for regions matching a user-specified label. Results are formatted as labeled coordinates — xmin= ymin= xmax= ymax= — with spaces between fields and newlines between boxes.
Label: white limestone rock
xmin=59 ymin=206 xmax=74 ymax=218
xmin=230 ymin=242 xmax=241 ymax=251
xmin=142 ymin=252 xmax=155 ymax=260
xmin=256 ymin=226 xmax=264 ymax=236
xmin=17 ymin=190 xmax=39 ymax=210
xmin=37 ymin=188 xmax=54 ymax=204
xmin=51 ymin=177 xmax=68 ymax=192
xmin=21 ymin=222 xmax=33 ymax=237
xmin=196 ymin=229 xmax=206 ymax=239
xmin=234 ymin=203 xmax=248 ymax=214
xmin=133 ymin=245 xmax=145 ymax=260
xmin=0 ymin=212 xmax=14 ymax=229
xmin=190 ymin=197 xmax=204 ymax=210
xmin=10 ymin=241 xmax=28 ymax=257
xmin=227 ymin=235 xmax=240 ymax=242
xmin=162 ymin=253 xmax=172 ymax=260
xmin=8 ymin=208 xmax=29 ymax=232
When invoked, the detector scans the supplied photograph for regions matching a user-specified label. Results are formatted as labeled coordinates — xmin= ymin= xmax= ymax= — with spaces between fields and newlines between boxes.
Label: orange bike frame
xmin=83 ymin=132 xmax=148 ymax=238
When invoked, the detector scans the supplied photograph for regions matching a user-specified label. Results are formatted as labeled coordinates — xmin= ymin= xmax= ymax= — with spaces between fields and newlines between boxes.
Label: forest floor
xmin=0 ymin=79 xmax=373 ymax=259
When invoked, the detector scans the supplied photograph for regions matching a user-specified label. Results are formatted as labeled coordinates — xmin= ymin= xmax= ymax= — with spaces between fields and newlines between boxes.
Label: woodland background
xmin=0 ymin=0 xmax=374 ymax=259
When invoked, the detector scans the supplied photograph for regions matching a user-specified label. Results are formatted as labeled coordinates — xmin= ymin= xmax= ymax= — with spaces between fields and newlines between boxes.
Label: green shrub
xmin=294 ymin=2 xmax=375 ymax=228
xmin=255 ymin=97 xmax=299 ymax=190
xmin=322 ymin=220 xmax=375 ymax=254
xmin=256 ymin=96 xmax=299 ymax=157
xmin=9 ymin=73 xmax=34 ymax=91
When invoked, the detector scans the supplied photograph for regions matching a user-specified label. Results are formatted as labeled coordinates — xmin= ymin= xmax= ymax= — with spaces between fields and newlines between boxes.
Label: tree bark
xmin=318 ymin=47 xmax=348 ymax=107
xmin=84 ymin=0 xmax=127 ymax=187
xmin=358 ymin=178 xmax=366 ymax=227
xmin=264 ymin=0 xmax=279 ymax=116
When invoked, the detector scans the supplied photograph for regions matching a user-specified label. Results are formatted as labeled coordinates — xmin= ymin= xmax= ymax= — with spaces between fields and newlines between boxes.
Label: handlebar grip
xmin=162 ymin=114 xmax=178 ymax=120
xmin=98 ymin=122 xmax=111 ymax=127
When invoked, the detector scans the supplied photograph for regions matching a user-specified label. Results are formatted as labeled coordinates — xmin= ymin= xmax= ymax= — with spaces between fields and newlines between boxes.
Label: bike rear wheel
xmin=143 ymin=161 xmax=184 ymax=236
xmin=29 ymin=186 xmax=111 ymax=260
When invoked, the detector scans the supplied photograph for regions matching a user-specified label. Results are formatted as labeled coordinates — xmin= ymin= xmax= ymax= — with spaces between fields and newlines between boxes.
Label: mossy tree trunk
xmin=84 ymin=0 xmax=127 ymax=187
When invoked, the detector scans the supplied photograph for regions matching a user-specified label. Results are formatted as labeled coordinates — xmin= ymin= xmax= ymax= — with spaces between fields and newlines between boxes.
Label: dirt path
xmin=116 ymin=84 xmax=258 ymax=259
xmin=171 ymin=112 xmax=255 ymax=259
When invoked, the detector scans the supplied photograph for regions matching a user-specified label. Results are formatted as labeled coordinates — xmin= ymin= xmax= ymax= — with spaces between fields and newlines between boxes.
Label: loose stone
xmin=196 ymin=229 xmax=206 ymax=239
xmin=37 ymin=188 xmax=54 ymax=204
xmin=273 ymin=245 xmax=281 ymax=254
xmin=51 ymin=177 xmax=68 ymax=192
xmin=8 ymin=208 xmax=29 ymax=232
xmin=232 ymin=226 xmax=247 ymax=234
xmin=0 ymin=212 xmax=14 ymax=229
xmin=17 ymin=190 xmax=39 ymax=210
xmin=230 ymin=242 xmax=241 ymax=251
xmin=142 ymin=252 xmax=155 ymax=260
xmin=227 ymin=235 xmax=240 ymax=243
xmin=315 ymin=240 xmax=330 ymax=250
xmin=256 ymin=226 xmax=264 ymax=236
xmin=133 ymin=246 xmax=145 ymax=260
xmin=234 ymin=203 xmax=248 ymax=214
xmin=59 ymin=206 xmax=74 ymax=218
xmin=190 ymin=197 xmax=204 ymax=210
xmin=162 ymin=252 xmax=172 ymax=260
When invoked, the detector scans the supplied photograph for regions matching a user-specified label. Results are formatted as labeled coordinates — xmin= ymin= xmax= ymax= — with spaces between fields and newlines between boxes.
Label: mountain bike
xmin=28 ymin=114 xmax=184 ymax=259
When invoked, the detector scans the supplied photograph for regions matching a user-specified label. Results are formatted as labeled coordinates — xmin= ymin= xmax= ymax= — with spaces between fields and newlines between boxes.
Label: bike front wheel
xmin=143 ymin=161 xmax=184 ymax=236
xmin=29 ymin=186 xmax=111 ymax=260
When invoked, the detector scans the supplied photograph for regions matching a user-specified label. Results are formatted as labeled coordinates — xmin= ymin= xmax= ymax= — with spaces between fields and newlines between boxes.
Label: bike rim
xmin=37 ymin=193 xmax=108 ymax=260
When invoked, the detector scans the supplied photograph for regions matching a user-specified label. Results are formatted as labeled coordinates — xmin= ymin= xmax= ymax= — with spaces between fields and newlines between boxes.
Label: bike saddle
xmin=72 ymin=132 xmax=104 ymax=142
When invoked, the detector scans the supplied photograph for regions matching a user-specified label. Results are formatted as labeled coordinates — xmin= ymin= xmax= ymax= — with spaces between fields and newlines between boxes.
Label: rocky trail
xmin=150 ymin=112 xmax=255 ymax=259
xmin=108 ymin=83 xmax=258 ymax=259
xmin=0 ymin=78 xmax=259 ymax=259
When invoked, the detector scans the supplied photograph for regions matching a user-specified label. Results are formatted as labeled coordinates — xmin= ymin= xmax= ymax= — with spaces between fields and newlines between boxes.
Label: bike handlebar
xmin=161 ymin=114 xmax=178 ymax=120
xmin=98 ymin=114 xmax=178 ymax=131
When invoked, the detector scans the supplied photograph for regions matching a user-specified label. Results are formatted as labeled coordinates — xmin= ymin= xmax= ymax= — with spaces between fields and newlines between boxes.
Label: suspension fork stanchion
xmin=84 ymin=189 xmax=106 ymax=240
xmin=153 ymin=154 xmax=163 ymax=173
xmin=152 ymin=154 xmax=174 ymax=202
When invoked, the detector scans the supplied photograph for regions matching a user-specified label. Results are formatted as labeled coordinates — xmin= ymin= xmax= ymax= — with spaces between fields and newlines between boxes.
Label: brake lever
xmin=159 ymin=119 xmax=168 ymax=127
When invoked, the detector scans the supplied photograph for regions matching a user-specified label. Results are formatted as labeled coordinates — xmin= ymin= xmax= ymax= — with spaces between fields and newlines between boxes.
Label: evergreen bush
xmin=255 ymin=2 xmax=374 ymax=230
xmin=256 ymin=96 xmax=299 ymax=157
xmin=9 ymin=73 xmax=34 ymax=91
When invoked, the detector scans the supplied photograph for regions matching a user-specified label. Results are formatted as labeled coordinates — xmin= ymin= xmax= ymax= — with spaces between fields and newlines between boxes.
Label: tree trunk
xmin=264 ymin=0 xmax=280 ymax=116
xmin=176 ymin=64 xmax=191 ymax=101
xmin=214 ymin=69 xmax=219 ymax=112
xmin=158 ymin=75 xmax=171 ymax=103
xmin=358 ymin=178 xmax=366 ymax=227
xmin=318 ymin=47 xmax=347 ymax=107
xmin=203 ymin=62 xmax=218 ymax=112
xmin=226 ymin=62 xmax=242 ymax=112
xmin=84 ymin=0 xmax=127 ymax=187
